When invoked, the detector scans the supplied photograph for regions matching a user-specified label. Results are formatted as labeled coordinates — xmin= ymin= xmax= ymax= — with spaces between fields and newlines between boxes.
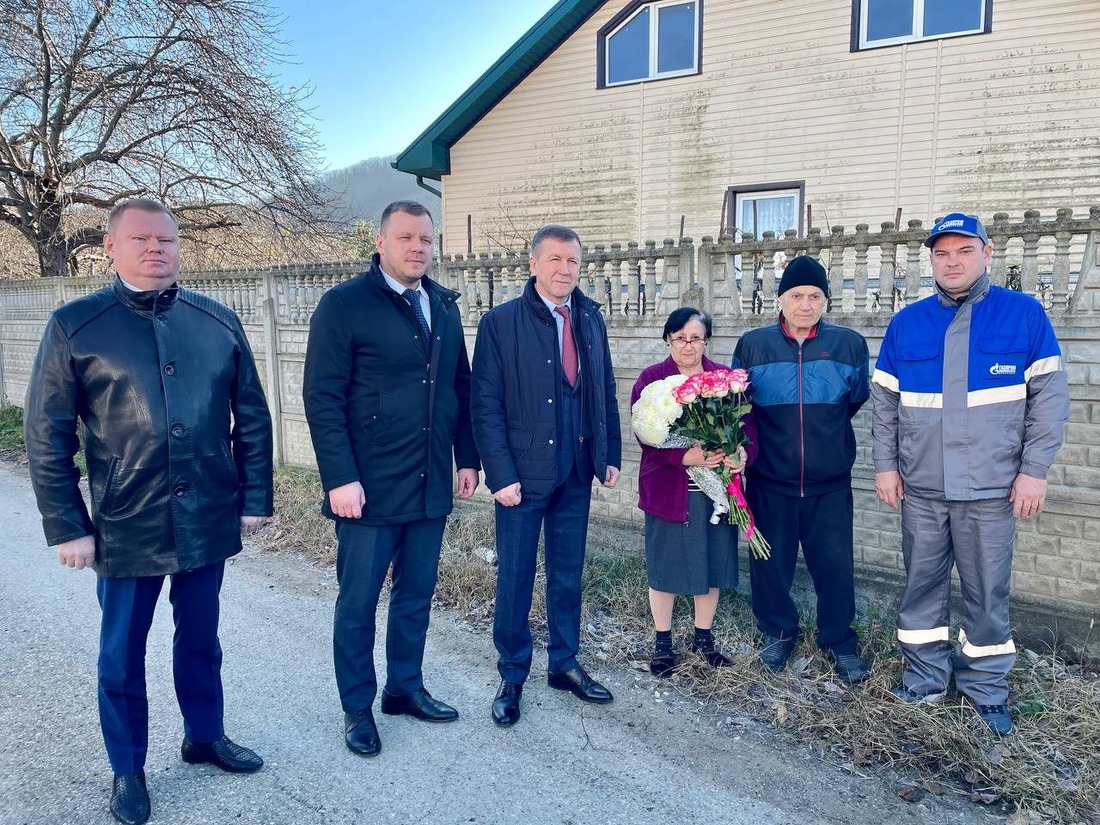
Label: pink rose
xmin=673 ymin=374 xmax=701 ymax=404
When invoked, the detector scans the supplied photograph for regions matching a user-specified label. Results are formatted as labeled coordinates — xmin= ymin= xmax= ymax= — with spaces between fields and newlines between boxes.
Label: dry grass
xmin=268 ymin=470 xmax=1100 ymax=824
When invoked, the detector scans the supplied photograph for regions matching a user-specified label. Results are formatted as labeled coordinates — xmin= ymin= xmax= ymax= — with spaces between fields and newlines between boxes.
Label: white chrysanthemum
xmin=631 ymin=375 xmax=688 ymax=446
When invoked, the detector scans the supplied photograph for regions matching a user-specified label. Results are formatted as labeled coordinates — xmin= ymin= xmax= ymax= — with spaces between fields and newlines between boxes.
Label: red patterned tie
xmin=555 ymin=305 xmax=578 ymax=386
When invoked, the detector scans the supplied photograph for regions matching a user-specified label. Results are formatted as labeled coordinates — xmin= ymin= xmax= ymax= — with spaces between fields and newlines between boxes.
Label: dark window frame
xmin=724 ymin=181 xmax=807 ymax=239
xmin=596 ymin=0 xmax=704 ymax=89
xmin=850 ymin=0 xmax=993 ymax=51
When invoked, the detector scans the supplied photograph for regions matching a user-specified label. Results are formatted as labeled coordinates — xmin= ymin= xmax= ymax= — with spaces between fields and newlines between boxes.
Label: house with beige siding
xmin=396 ymin=0 xmax=1100 ymax=253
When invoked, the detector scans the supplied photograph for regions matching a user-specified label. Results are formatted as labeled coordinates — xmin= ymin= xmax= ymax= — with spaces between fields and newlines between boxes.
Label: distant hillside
xmin=321 ymin=156 xmax=441 ymax=228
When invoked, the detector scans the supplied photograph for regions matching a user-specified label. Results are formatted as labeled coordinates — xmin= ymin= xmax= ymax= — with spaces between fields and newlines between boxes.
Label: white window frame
xmin=857 ymin=0 xmax=988 ymax=50
xmin=733 ymin=188 xmax=802 ymax=240
xmin=604 ymin=0 xmax=700 ymax=87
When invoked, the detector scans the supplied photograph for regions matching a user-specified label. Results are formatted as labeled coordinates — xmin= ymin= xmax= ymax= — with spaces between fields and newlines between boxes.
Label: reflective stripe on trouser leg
xmin=950 ymin=498 xmax=1017 ymax=706
xmin=896 ymin=495 xmax=954 ymax=696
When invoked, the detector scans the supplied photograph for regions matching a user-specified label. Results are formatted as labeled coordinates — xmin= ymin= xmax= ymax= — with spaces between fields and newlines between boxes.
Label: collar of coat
xmin=364 ymin=253 xmax=460 ymax=305
xmin=934 ymin=271 xmax=990 ymax=307
xmin=520 ymin=276 xmax=601 ymax=321
xmin=112 ymin=274 xmax=180 ymax=312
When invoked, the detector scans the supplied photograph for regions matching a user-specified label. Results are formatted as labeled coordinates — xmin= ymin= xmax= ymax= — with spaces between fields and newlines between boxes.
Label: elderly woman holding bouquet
xmin=630 ymin=307 xmax=758 ymax=676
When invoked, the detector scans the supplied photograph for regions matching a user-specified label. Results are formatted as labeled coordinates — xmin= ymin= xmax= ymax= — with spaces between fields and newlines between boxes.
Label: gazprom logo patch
xmin=990 ymin=363 xmax=1017 ymax=376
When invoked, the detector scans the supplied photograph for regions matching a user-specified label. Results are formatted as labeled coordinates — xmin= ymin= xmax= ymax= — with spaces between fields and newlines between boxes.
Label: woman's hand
xmin=683 ymin=446 xmax=726 ymax=468
xmin=723 ymin=446 xmax=748 ymax=473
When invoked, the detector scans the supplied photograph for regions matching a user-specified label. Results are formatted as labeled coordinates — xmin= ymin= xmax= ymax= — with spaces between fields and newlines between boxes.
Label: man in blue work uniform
xmin=872 ymin=212 xmax=1069 ymax=734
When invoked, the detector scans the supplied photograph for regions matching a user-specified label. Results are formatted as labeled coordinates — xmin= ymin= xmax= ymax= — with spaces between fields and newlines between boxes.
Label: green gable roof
xmin=394 ymin=0 xmax=605 ymax=180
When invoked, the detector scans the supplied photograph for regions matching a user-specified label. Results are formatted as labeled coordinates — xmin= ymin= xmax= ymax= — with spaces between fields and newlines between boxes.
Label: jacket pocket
xmin=96 ymin=456 xmax=121 ymax=515
xmin=507 ymin=428 xmax=534 ymax=456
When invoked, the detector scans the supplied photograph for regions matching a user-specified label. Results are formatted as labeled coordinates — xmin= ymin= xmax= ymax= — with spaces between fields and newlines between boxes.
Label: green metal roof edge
xmin=393 ymin=0 xmax=605 ymax=180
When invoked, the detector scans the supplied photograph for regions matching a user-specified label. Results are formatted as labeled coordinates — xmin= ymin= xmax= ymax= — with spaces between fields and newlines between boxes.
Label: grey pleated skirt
xmin=644 ymin=490 xmax=739 ymax=595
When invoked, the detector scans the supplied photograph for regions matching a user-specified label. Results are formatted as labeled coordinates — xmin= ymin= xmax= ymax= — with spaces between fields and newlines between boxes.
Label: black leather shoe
xmin=759 ymin=635 xmax=798 ymax=672
xmin=491 ymin=680 xmax=523 ymax=727
xmin=829 ymin=652 xmax=870 ymax=685
xmin=547 ymin=666 xmax=614 ymax=704
xmin=181 ymin=735 xmax=263 ymax=773
xmin=344 ymin=709 xmax=381 ymax=757
xmin=110 ymin=772 xmax=150 ymax=825
xmin=380 ymin=687 xmax=459 ymax=723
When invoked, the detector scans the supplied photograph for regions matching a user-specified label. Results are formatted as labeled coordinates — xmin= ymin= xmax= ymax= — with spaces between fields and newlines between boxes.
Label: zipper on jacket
xmin=798 ymin=342 xmax=805 ymax=498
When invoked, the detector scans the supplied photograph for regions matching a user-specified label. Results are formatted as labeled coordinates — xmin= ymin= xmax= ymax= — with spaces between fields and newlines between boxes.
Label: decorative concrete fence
xmin=2 ymin=208 xmax=1098 ymax=648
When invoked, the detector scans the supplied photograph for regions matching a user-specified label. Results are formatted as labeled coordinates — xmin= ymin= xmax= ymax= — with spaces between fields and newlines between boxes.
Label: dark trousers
xmin=333 ymin=517 xmax=447 ymax=713
xmin=745 ymin=485 xmax=858 ymax=655
xmin=493 ymin=466 xmax=592 ymax=683
xmin=96 ymin=561 xmax=225 ymax=774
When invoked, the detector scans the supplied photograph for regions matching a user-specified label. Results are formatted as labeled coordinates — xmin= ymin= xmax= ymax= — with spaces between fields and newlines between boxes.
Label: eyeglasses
xmin=669 ymin=336 xmax=707 ymax=348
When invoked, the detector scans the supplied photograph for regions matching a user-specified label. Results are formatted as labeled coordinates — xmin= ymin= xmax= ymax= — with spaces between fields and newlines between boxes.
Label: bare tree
xmin=0 ymin=0 xmax=333 ymax=277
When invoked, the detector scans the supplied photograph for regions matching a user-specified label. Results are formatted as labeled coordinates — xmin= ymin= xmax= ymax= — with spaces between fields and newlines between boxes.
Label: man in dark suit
xmin=303 ymin=200 xmax=479 ymax=756
xmin=471 ymin=224 xmax=622 ymax=727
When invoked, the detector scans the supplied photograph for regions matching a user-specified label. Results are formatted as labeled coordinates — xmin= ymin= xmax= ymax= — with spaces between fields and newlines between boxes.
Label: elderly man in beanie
xmin=872 ymin=213 xmax=1068 ymax=734
xmin=732 ymin=255 xmax=871 ymax=683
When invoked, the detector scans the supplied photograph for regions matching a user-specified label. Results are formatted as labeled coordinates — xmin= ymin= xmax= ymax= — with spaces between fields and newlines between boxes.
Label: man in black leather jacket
xmin=24 ymin=199 xmax=273 ymax=825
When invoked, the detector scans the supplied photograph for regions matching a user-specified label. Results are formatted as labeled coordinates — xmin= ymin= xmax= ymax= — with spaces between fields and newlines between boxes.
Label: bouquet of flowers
xmin=631 ymin=368 xmax=770 ymax=559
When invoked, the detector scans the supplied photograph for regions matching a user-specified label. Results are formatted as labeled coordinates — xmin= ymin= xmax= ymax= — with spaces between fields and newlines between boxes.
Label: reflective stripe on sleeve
xmin=871 ymin=368 xmax=899 ymax=392
xmin=1024 ymin=355 xmax=1063 ymax=382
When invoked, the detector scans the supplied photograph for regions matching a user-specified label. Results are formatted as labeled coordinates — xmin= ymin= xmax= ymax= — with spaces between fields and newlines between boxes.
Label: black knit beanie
xmin=777 ymin=256 xmax=829 ymax=297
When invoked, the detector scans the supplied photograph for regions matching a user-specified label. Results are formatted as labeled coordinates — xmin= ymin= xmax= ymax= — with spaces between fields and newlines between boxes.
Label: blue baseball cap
xmin=924 ymin=212 xmax=990 ymax=248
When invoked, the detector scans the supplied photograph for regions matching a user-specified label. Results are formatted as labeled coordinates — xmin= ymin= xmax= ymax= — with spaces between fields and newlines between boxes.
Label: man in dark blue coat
xmin=471 ymin=224 xmax=622 ymax=727
xmin=733 ymin=255 xmax=870 ymax=685
xmin=303 ymin=201 xmax=480 ymax=757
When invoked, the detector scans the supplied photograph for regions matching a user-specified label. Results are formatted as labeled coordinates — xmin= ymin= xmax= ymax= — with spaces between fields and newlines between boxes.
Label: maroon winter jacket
xmin=630 ymin=355 xmax=758 ymax=523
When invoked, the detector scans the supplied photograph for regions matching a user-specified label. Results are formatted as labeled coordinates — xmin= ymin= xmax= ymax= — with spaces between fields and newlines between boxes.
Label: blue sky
xmin=267 ymin=0 xmax=559 ymax=171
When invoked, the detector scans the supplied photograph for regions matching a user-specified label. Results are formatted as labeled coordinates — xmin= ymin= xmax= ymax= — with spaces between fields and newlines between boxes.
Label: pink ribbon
xmin=726 ymin=474 xmax=757 ymax=539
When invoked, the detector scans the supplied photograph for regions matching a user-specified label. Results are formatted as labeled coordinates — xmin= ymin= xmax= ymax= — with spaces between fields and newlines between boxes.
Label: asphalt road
xmin=0 ymin=463 xmax=995 ymax=825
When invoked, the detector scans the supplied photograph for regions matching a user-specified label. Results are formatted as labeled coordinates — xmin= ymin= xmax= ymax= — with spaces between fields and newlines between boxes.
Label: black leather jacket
xmin=24 ymin=278 xmax=273 ymax=577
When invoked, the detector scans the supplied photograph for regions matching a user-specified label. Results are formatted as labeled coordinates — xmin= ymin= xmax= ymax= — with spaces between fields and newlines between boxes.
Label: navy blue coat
xmin=303 ymin=256 xmax=479 ymax=525
xmin=733 ymin=319 xmax=869 ymax=498
xmin=471 ymin=278 xmax=622 ymax=499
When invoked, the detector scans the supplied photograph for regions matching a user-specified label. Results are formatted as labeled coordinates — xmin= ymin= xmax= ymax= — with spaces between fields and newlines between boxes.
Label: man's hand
xmin=456 ymin=468 xmax=479 ymax=499
xmin=329 ymin=481 xmax=366 ymax=519
xmin=493 ymin=482 xmax=522 ymax=507
xmin=1010 ymin=473 xmax=1047 ymax=519
xmin=57 ymin=535 xmax=95 ymax=570
xmin=603 ymin=466 xmax=620 ymax=489
xmin=240 ymin=515 xmax=270 ymax=536
xmin=875 ymin=470 xmax=905 ymax=510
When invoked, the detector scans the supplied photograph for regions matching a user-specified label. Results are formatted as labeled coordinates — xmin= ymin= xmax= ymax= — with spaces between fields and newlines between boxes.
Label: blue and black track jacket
xmin=733 ymin=319 xmax=870 ymax=498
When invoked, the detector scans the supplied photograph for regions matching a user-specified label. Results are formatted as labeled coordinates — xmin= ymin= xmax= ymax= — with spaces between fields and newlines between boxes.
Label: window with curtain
xmin=734 ymin=190 xmax=801 ymax=239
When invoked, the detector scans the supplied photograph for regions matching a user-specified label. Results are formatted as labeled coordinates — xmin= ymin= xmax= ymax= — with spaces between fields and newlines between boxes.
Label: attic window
xmin=854 ymin=0 xmax=991 ymax=50
xmin=599 ymin=1 xmax=701 ymax=88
